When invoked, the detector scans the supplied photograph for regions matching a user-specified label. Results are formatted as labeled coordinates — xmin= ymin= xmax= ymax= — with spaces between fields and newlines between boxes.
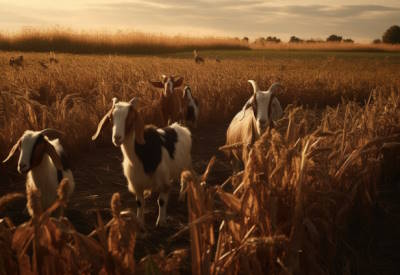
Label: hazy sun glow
xmin=0 ymin=0 xmax=399 ymax=41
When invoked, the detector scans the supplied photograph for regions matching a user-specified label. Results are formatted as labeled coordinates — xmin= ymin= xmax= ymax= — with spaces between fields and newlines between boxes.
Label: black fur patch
xmin=186 ymin=106 xmax=195 ymax=122
xmin=30 ymin=134 xmax=45 ymax=166
xmin=158 ymin=198 xmax=165 ymax=206
xmin=268 ymin=94 xmax=276 ymax=119
xmin=57 ymin=170 xmax=63 ymax=183
xmin=160 ymin=127 xmax=178 ymax=159
xmin=134 ymin=126 xmax=178 ymax=174
xmin=58 ymin=147 xmax=70 ymax=170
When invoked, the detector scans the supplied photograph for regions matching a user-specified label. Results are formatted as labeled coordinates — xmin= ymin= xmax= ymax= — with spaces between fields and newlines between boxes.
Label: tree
xmin=382 ymin=25 xmax=400 ymax=44
xmin=343 ymin=38 xmax=354 ymax=43
xmin=373 ymin=38 xmax=381 ymax=44
xmin=327 ymin=34 xmax=342 ymax=42
xmin=289 ymin=36 xmax=303 ymax=43
xmin=242 ymin=37 xmax=249 ymax=43
xmin=266 ymin=36 xmax=281 ymax=43
xmin=254 ymin=37 xmax=266 ymax=45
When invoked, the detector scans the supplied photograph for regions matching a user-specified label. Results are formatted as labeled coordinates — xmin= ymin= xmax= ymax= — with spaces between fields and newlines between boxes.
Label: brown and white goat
xmin=3 ymin=129 xmax=74 ymax=216
xmin=149 ymin=75 xmax=184 ymax=126
xmin=225 ymin=80 xmax=284 ymax=170
xmin=92 ymin=97 xmax=192 ymax=227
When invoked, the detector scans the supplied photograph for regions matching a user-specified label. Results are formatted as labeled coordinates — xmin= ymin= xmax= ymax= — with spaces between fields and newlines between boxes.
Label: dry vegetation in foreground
xmin=1 ymin=90 xmax=400 ymax=274
xmin=0 ymin=52 xmax=400 ymax=274
xmin=0 ymin=29 xmax=248 ymax=54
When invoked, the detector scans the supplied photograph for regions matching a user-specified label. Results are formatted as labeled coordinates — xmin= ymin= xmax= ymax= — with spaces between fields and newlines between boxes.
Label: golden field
xmin=1 ymin=29 xmax=400 ymax=54
xmin=0 ymin=49 xmax=400 ymax=274
xmin=0 ymin=29 xmax=248 ymax=54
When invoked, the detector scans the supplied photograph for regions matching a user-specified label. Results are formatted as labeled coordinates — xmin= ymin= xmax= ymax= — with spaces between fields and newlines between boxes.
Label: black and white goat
xmin=92 ymin=97 xmax=192 ymax=226
xmin=182 ymin=86 xmax=199 ymax=128
xmin=3 ymin=129 xmax=74 ymax=216
xmin=225 ymin=80 xmax=283 ymax=168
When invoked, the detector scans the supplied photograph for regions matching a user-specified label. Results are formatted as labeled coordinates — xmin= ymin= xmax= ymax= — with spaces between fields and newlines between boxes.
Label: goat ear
xmin=134 ymin=110 xmax=145 ymax=145
xmin=149 ymin=80 xmax=164 ymax=89
xmin=3 ymin=138 xmax=21 ymax=163
xmin=268 ymin=83 xmax=283 ymax=94
xmin=45 ymin=141 xmax=63 ymax=170
xmin=270 ymin=97 xmax=283 ymax=121
xmin=173 ymin=77 xmax=183 ymax=87
xmin=92 ymin=108 xmax=113 ymax=140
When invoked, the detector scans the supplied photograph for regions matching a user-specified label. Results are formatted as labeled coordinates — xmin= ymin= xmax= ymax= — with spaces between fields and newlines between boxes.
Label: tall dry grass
xmin=0 ymin=51 xmax=399 ymax=273
xmin=0 ymin=29 xmax=248 ymax=54
xmin=0 ymin=89 xmax=398 ymax=274
xmin=182 ymin=89 xmax=400 ymax=274
xmin=0 ymin=52 xmax=398 ymax=157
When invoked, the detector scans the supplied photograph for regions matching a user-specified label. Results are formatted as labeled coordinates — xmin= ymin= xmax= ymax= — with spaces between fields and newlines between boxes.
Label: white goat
xmin=182 ymin=85 xmax=199 ymax=128
xmin=3 ymin=129 xmax=75 ymax=216
xmin=92 ymin=97 xmax=192 ymax=226
xmin=225 ymin=80 xmax=283 ymax=169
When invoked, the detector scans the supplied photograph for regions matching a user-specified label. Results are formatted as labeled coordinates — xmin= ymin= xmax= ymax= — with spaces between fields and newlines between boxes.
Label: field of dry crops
xmin=1 ymin=50 xmax=400 ymax=274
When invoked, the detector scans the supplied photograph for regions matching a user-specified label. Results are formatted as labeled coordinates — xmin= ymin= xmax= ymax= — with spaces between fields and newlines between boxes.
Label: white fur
xmin=17 ymin=131 xmax=75 ymax=216
xmin=248 ymin=80 xmax=283 ymax=135
xmin=111 ymin=101 xmax=192 ymax=226
xmin=225 ymin=81 xmax=283 ymax=168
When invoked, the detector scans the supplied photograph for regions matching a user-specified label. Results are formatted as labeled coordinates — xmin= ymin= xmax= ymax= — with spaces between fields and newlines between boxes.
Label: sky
xmin=0 ymin=0 xmax=399 ymax=42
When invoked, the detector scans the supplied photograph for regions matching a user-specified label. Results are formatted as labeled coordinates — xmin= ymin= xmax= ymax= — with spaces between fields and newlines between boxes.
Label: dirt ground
xmin=0 ymin=122 xmax=232 ymax=259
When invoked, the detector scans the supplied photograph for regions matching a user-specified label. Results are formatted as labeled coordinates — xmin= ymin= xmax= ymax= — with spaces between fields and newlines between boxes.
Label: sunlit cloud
xmin=0 ymin=1 xmax=399 ymax=42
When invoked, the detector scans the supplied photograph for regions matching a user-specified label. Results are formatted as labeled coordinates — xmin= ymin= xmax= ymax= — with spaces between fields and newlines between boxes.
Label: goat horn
xmin=248 ymin=80 xmax=260 ymax=94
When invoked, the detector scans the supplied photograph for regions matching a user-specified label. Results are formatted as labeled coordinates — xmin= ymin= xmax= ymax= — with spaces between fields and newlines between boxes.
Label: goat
xmin=9 ymin=56 xmax=24 ymax=68
xmin=224 ymin=80 xmax=283 ymax=169
xmin=3 ymin=129 xmax=74 ymax=216
xmin=182 ymin=86 xmax=199 ymax=128
xmin=149 ymin=75 xmax=184 ymax=126
xmin=92 ymin=97 xmax=192 ymax=226
xmin=193 ymin=50 xmax=204 ymax=64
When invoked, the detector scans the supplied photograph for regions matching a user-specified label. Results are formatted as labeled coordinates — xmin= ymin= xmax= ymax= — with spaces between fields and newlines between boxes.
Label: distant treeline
xmin=0 ymin=29 xmax=249 ymax=54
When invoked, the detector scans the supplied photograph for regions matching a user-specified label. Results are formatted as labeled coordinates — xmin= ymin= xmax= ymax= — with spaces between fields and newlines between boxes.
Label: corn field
xmin=1 ymin=51 xmax=400 ymax=274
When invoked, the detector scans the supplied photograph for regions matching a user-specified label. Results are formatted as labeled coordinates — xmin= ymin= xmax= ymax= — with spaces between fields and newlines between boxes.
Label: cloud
xmin=0 ymin=1 xmax=399 ymax=41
